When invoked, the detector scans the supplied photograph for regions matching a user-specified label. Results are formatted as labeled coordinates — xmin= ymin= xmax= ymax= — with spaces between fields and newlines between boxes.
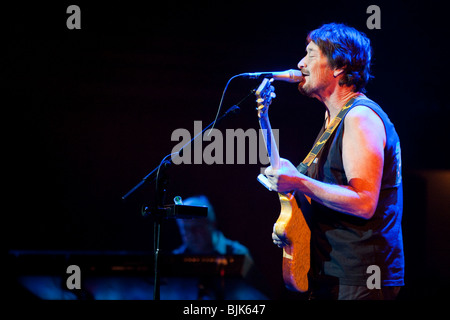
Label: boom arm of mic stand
xmin=120 ymin=103 xmax=243 ymax=201
xmin=121 ymin=167 xmax=158 ymax=201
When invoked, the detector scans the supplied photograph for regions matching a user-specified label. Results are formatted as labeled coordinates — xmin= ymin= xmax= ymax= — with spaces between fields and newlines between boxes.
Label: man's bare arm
xmin=265 ymin=106 xmax=386 ymax=220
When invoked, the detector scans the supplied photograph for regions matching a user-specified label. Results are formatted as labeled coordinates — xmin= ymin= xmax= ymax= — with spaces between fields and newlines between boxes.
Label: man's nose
xmin=297 ymin=57 xmax=306 ymax=70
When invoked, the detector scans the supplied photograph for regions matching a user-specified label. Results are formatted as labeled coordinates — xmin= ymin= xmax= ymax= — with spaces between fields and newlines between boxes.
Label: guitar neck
xmin=259 ymin=115 xmax=280 ymax=169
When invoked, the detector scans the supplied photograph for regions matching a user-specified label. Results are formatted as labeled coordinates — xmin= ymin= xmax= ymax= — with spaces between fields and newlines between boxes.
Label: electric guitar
xmin=255 ymin=78 xmax=311 ymax=292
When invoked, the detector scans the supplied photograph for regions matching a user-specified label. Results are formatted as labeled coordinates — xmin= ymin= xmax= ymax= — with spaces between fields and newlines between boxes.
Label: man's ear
xmin=333 ymin=66 xmax=346 ymax=78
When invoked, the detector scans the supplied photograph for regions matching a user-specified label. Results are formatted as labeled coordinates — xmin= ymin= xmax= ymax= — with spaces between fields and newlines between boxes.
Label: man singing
xmin=266 ymin=23 xmax=404 ymax=300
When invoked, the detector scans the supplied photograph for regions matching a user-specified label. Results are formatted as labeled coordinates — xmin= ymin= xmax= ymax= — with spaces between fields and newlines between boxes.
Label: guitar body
xmin=274 ymin=192 xmax=311 ymax=292
xmin=255 ymin=78 xmax=311 ymax=292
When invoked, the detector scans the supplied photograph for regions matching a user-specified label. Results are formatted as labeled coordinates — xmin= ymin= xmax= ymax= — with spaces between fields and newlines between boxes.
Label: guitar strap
xmin=297 ymin=96 xmax=357 ymax=174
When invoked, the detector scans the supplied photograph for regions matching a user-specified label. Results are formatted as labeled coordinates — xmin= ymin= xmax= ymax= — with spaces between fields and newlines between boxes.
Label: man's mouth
xmin=300 ymin=73 xmax=308 ymax=83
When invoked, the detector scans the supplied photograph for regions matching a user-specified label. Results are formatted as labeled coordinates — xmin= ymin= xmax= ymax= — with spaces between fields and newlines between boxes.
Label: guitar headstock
xmin=255 ymin=78 xmax=276 ymax=118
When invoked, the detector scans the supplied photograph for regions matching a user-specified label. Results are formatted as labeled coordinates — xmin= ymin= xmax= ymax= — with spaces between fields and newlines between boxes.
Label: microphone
xmin=242 ymin=69 xmax=303 ymax=83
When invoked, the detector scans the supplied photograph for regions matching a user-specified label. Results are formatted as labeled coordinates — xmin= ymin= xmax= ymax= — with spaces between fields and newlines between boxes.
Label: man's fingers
xmin=272 ymin=232 xmax=283 ymax=248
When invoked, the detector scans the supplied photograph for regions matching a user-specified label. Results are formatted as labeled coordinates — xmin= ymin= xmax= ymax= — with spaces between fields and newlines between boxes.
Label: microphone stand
xmin=121 ymin=89 xmax=254 ymax=300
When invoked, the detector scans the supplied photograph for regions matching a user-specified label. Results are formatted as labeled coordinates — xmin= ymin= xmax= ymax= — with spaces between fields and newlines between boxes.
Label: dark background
xmin=6 ymin=0 xmax=449 ymax=300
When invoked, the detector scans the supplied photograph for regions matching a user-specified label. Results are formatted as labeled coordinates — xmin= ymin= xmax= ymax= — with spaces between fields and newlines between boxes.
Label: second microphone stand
xmin=122 ymin=89 xmax=255 ymax=300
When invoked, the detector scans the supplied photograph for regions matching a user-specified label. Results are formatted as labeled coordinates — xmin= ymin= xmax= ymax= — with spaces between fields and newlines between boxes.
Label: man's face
xmin=178 ymin=219 xmax=214 ymax=254
xmin=297 ymin=41 xmax=335 ymax=98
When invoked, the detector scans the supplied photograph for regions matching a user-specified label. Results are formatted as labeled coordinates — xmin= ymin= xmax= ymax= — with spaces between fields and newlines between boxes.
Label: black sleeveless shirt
xmin=300 ymin=96 xmax=404 ymax=286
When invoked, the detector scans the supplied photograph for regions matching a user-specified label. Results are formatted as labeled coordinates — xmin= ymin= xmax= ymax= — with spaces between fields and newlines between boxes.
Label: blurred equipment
xmin=8 ymin=250 xmax=266 ymax=300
